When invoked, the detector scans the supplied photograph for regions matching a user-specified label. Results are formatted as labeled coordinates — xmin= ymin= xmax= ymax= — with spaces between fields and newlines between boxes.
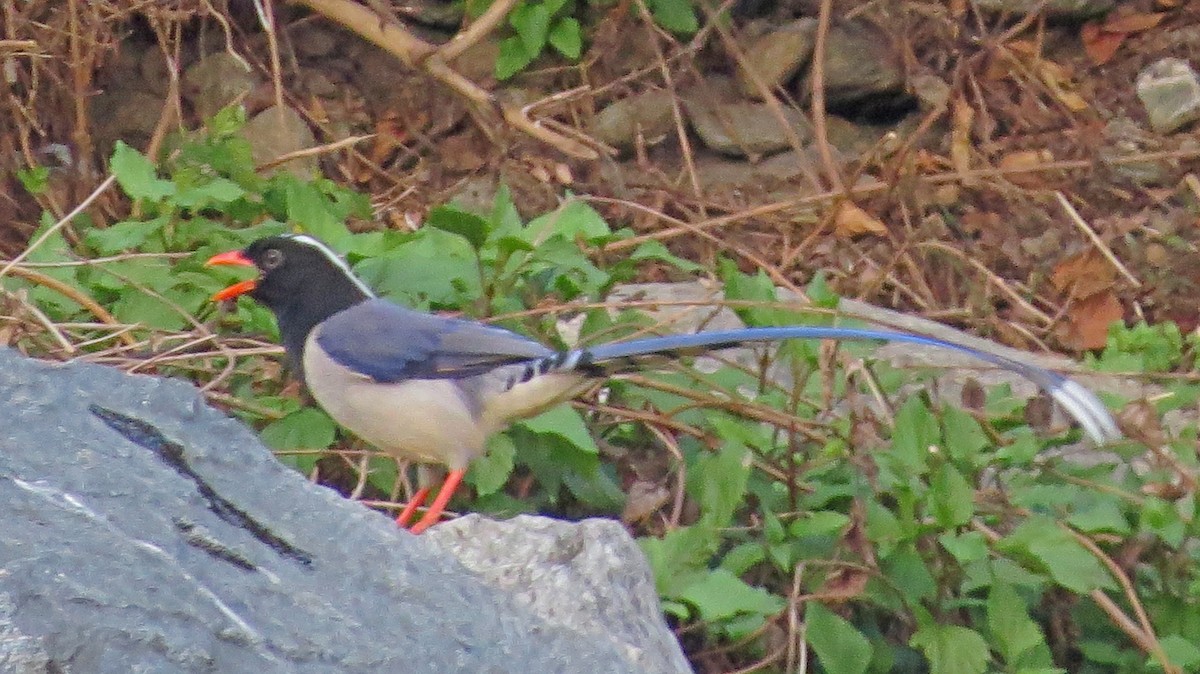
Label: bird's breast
xmin=302 ymin=336 xmax=486 ymax=469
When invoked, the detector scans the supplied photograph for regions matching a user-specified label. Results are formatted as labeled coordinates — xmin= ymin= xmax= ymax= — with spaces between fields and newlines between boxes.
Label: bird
xmin=206 ymin=233 xmax=1121 ymax=534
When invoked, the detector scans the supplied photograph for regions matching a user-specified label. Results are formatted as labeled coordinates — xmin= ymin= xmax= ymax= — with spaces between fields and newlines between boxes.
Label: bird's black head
xmin=207 ymin=234 xmax=374 ymax=364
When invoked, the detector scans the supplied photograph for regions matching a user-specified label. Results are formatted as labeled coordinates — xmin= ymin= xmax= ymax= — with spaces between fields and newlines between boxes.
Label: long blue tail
xmin=576 ymin=326 xmax=1120 ymax=444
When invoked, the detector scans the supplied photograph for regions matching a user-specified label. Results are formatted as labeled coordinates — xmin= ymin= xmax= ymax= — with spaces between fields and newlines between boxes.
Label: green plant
xmin=12 ymin=107 xmax=1199 ymax=674
xmin=482 ymin=0 xmax=698 ymax=79
xmin=1092 ymin=320 xmax=1196 ymax=374
xmin=493 ymin=0 xmax=583 ymax=79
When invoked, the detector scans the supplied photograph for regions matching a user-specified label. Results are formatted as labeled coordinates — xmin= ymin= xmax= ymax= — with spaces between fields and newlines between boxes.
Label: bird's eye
xmin=261 ymin=248 xmax=285 ymax=270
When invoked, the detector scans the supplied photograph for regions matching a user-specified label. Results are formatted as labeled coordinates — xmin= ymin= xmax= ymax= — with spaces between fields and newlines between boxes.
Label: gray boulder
xmin=0 ymin=349 xmax=689 ymax=673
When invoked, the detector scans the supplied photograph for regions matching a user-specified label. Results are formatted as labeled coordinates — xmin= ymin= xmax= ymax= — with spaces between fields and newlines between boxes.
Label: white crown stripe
xmin=286 ymin=234 xmax=376 ymax=299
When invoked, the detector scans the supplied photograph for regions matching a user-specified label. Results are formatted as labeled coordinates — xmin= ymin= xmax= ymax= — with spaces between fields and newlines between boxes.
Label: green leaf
xmin=939 ymin=530 xmax=989 ymax=564
xmin=694 ymin=418 xmax=752 ymax=528
xmin=528 ymin=200 xmax=610 ymax=241
xmin=805 ymin=270 xmax=840 ymax=307
xmin=548 ymin=17 xmax=582 ymax=58
xmin=929 ymin=463 xmax=974 ymax=527
xmin=998 ymin=516 xmax=1115 ymax=593
xmin=678 ymin=568 xmax=784 ymax=621
xmin=883 ymin=548 xmax=936 ymax=603
xmin=910 ymin=624 xmax=989 ymax=674
xmin=1067 ymin=500 xmax=1131 ymax=535
xmin=789 ymin=511 xmax=850 ymax=539
xmin=806 ymin=603 xmax=872 ymax=674
xmin=111 ymin=141 xmax=176 ymax=201
xmin=282 ymin=178 xmax=346 ymax=242
xmin=1156 ymin=634 xmax=1200 ymax=670
xmin=639 ymin=525 xmax=716 ymax=596
xmin=172 ymin=177 xmax=246 ymax=209
xmin=942 ymin=407 xmax=988 ymax=464
xmin=510 ymin=2 xmax=551 ymax=54
xmin=987 ymin=583 xmax=1044 ymax=663
xmin=16 ymin=165 xmax=50 ymax=194
xmin=628 ymin=239 xmax=703 ymax=272
xmin=357 ymin=229 xmax=481 ymax=307
xmin=110 ymin=291 xmax=186 ymax=331
xmin=427 ymin=205 xmax=492 ymax=250
xmin=260 ymin=407 xmax=337 ymax=450
xmin=85 ymin=217 xmax=166 ymax=253
xmin=891 ymin=397 xmax=939 ymax=473
xmin=996 ymin=428 xmax=1040 ymax=465
xmin=496 ymin=36 xmax=537 ymax=79
xmin=646 ymin=0 xmax=697 ymax=34
xmin=519 ymin=405 xmax=600 ymax=454
xmin=469 ymin=434 xmax=517 ymax=496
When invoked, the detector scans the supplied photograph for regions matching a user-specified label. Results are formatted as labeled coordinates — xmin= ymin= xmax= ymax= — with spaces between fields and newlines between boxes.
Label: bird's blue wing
xmin=314 ymin=299 xmax=554 ymax=383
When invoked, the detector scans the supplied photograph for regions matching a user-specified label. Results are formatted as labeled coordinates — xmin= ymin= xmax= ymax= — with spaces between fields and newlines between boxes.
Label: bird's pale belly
xmin=303 ymin=345 xmax=485 ymax=469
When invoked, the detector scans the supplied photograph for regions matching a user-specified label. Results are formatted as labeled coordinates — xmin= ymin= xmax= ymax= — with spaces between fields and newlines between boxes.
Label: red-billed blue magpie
xmin=208 ymin=234 xmax=1121 ymax=533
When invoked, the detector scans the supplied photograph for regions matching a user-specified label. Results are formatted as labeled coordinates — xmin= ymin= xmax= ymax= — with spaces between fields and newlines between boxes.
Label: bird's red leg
xmin=407 ymin=469 xmax=464 ymax=534
xmin=395 ymin=486 xmax=431 ymax=527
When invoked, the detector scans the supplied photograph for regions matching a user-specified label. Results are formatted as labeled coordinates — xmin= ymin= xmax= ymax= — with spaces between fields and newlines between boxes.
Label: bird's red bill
xmin=211 ymin=279 xmax=257 ymax=302
xmin=206 ymin=250 xmax=257 ymax=301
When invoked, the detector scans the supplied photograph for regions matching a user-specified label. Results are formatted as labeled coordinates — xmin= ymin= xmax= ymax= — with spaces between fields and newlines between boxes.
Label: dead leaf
xmin=1051 ymin=249 xmax=1116 ymax=299
xmin=1037 ymin=59 xmax=1090 ymax=111
xmin=1058 ymin=290 xmax=1124 ymax=350
xmin=959 ymin=210 xmax=1002 ymax=236
xmin=1081 ymin=22 xmax=1125 ymax=66
xmin=817 ymin=568 xmax=870 ymax=602
xmin=833 ymin=202 xmax=887 ymax=238
xmin=621 ymin=481 xmax=670 ymax=524
xmin=1104 ymin=11 xmax=1166 ymax=33
xmin=951 ymin=96 xmax=974 ymax=175
xmin=1082 ymin=12 xmax=1166 ymax=65
xmin=998 ymin=149 xmax=1055 ymax=187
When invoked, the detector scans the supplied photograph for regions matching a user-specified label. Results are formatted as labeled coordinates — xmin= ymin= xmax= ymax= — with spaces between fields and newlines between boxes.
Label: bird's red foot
xmin=396 ymin=469 xmax=465 ymax=535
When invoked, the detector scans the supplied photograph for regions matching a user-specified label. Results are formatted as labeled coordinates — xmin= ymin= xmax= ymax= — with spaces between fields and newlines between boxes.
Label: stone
xmin=242 ymin=105 xmax=318 ymax=179
xmin=736 ymin=18 xmax=817 ymax=98
xmin=290 ymin=22 xmax=339 ymax=59
xmin=183 ymin=52 xmax=258 ymax=120
xmin=590 ymin=90 xmax=677 ymax=150
xmin=426 ymin=515 xmax=691 ymax=673
xmin=90 ymin=89 xmax=163 ymax=151
xmin=684 ymin=100 xmax=811 ymax=158
xmin=971 ymin=0 xmax=1113 ymax=18
xmin=1136 ymin=57 xmax=1200 ymax=134
xmin=0 ymin=349 xmax=683 ymax=673
xmin=813 ymin=22 xmax=905 ymax=108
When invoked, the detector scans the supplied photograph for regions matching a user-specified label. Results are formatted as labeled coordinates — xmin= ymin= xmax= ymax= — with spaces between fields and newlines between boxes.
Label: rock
xmin=1136 ymin=57 xmax=1200 ymax=134
xmin=910 ymin=72 xmax=952 ymax=111
xmin=590 ymin=90 xmax=677 ymax=150
xmin=812 ymin=22 xmax=905 ymax=108
xmin=90 ymin=89 xmax=163 ymax=152
xmin=684 ymin=99 xmax=811 ymax=158
xmin=426 ymin=515 xmax=692 ymax=674
xmin=971 ymin=0 xmax=1113 ymax=18
xmin=451 ymin=38 xmax=501 ymax=83
xmin=290 ymin=22 xmax=340 ymax=59
xmin=446 ymin=175 xmax=500 ymax=215
xmin=689 ymin=149 xmax=822 ymax=193
xmin=0 ymin=349 xmax=680 ymax=673
xmin=736 ymin=18 xmax=817 ymax=98
xmin=1101 ymin=117 xmax=1173 ymax=186
xmin=242 ymin=105 xmax=318 ymax=179
xmin=183 ymin=52 xmax=259 ymax=120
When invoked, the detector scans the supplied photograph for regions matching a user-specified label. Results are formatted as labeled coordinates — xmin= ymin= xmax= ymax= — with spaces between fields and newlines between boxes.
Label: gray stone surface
xmin=0 ymin=349 xmax=686 ymax=673
xmin=1136 ymin=57 xmax=1200 ymax=134
xmin=427 ymin=515 xmax=692 ymax=673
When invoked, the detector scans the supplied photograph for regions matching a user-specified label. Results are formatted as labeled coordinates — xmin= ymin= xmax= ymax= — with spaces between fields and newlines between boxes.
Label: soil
xmin=4 ymin=1 xmax=1198 ymax=355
